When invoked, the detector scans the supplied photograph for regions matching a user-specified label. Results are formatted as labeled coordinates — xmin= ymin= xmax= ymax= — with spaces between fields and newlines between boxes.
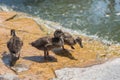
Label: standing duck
xmin=30 ymin=29 xmax=64 ymax=60
xmin=54 ymin=29 xmax=83 ymax=50
xmin=7 ymin=29 xmax=23 ymax=66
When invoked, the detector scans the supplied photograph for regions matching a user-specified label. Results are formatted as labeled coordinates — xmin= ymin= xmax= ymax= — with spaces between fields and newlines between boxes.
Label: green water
xmin=0 ymin=0 xmax=120 ymax=43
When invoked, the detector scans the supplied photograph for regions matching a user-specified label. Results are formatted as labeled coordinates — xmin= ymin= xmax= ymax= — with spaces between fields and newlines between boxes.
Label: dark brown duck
xmin=7 ymin=29 xmax=23 ymax=66
xmin=54 ymin=29 xmax=83 ymax=50
xmin=30 ymin=29 xmax=64 ymax=60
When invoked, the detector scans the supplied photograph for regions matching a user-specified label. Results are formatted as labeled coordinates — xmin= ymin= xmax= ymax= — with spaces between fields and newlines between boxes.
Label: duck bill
xmin=76 ymin=37 xmax=83 ymax=48
xmin=78 ymin=41 xmax=83 ymax=48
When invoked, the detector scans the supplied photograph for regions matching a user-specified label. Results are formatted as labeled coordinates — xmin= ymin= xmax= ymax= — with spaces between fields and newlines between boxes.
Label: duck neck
xmin=11 ymin=31 xmax=16 ymax=37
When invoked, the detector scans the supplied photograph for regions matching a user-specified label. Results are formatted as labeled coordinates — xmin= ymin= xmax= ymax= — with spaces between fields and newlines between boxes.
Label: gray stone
xmin=0 ymin=73 xmax=19 ymax=80
xmin=52 ymin=58 xmax=120 ymax=80
xmin=11 ymin=64 xmax=29 ymax=73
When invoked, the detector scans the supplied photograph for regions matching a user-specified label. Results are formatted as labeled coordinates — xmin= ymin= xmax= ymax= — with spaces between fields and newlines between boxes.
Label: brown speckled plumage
xmin=30 ymin=29 xmax=64 ymax=60
xmin=7 ymin=29 xmax=23 ymax=66
xmin=54 ymin=30 xmax=83 ymax=49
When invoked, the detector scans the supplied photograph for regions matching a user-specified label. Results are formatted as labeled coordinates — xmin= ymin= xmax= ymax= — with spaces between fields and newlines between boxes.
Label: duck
xmin=7 ymin=29 xmax=23 ymax=66
xmin=54 ymin=29 xmax=83 ymax=50
xmin=30 ymin=29 xmax=64 ymax=60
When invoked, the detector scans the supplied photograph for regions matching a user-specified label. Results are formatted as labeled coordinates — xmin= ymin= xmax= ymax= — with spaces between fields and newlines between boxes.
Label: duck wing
xmin=31 ymin=37 xmax=52 ymax=50
xmin=63 ymin=32 xmax=75 ymax=45
xmin=7 ymin=36 xmax=23 ymax=53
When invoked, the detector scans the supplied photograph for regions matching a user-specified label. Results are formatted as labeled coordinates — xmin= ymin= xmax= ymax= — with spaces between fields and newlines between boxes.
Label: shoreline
xmin=0 ymin=5 xmax=119 ymax=45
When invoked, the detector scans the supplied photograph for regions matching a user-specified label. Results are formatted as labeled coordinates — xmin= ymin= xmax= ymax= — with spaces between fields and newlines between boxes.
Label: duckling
xmin=30 ymin=29 xmax=64 ymax=60
xmin=7 ymin=29 xmax=23 ymax=66
xmin=54 ymin=29 xmax=83 ymax=50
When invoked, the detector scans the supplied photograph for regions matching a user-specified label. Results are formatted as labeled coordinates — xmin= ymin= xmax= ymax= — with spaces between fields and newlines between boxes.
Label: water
xmin=0 ymin=0 xmax=120 ymax=43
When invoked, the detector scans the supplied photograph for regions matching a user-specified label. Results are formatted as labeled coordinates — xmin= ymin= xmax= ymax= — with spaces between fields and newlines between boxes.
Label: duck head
xmin=11 ymin=29 xmax=16 ymax=36
xmin=54 ymin=29 xmax=64 ymax=38
xmin=76 ymin=37 xmax=83 ymax=48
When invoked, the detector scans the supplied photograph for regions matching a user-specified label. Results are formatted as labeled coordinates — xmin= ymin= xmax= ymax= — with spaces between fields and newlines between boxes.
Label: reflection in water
xmin=0 ymin=0 xmax=120 ymax=42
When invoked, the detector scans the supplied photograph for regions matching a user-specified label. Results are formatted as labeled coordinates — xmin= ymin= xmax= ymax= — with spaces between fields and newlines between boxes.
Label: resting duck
xmin=54 ymin=29 xmax=83 ymax=50
xmin=7 ymin=29 xmax=23 ymax=66
xmin=30 ymin=29 xmax=64 ymax=60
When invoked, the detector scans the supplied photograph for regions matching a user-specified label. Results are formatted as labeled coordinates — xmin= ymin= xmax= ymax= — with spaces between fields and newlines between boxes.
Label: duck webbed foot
xmin=44 ymin=50 xmax=50 ymax=60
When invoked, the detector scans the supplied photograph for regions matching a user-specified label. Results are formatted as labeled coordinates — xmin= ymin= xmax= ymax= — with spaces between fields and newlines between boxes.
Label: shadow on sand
xmin=52 ymin=48 xmax=77 ymax=60
xmin=1 ymin=52 xmax=30 ymax=73
xmin=23 ymin=56 xmax=57 ymax=63
xmin=1 ymin=52 xmax=11 ymax=66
